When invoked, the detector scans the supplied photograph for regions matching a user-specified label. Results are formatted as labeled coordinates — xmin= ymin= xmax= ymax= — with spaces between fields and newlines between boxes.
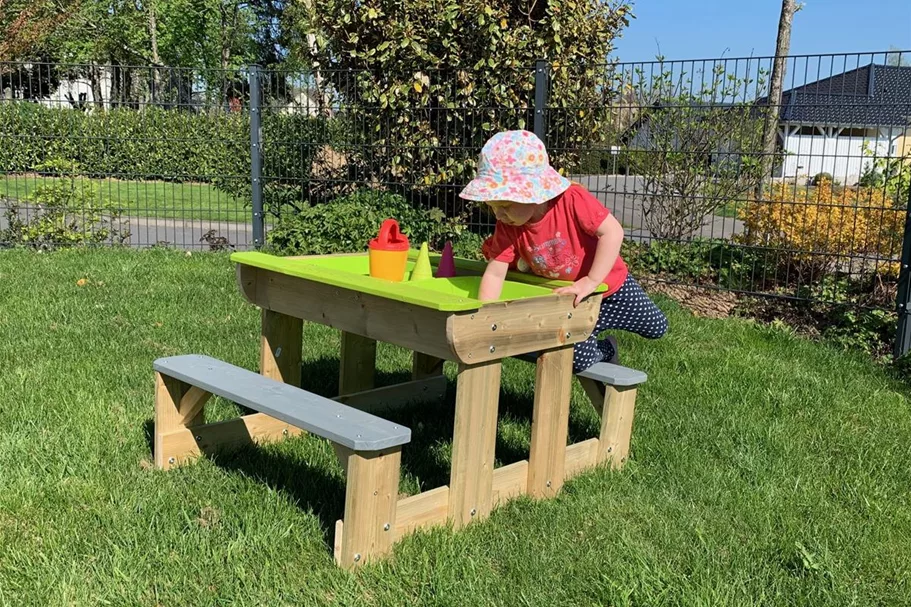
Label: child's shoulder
xmin=559 ymin=181 xmax=599 ymax=206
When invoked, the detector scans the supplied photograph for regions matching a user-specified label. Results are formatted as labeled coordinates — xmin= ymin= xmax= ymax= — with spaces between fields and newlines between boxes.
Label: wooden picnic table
xmin=231 ymin=250 xmax=604 ymax=561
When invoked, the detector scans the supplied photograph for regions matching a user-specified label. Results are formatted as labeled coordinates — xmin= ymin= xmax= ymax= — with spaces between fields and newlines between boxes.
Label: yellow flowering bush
xmin=738 ymin=179 xmax=904 ymax=280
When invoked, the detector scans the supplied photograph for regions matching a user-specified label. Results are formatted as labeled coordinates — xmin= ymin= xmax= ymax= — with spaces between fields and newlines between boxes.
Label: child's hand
xmin=554 ymin=276 xmax=600 ymax=307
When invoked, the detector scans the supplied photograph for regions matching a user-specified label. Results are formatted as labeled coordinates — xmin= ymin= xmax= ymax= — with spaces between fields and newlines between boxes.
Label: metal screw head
xmin=282 ymin=428 xmax=288 ymax=436
xmin=546 ymin=480 xmax=552 ymax=488
xmin=567 ymin=312 xmax=573 ymax=319
xmin=607 ymin=447 xmax=613 ymax=453
xmin=491 ymin=323 xmax=497 ymax=331
xmin=274 ymin=346 xmax=282 ymax=358
xmin=565 ymin=332 xmax=571 ymax=339
xmin=168 ymin=457 xmax=175 ymax=464
xmin=353 ymin=553 xmax=361 ymax=562
xmin=373 ymin=490 xmax=378 ymax=496
xmin=194 ymin=435 xmax=202 ymax=441
xmin=489 ymin=345 xmax=496 ymax=353
xmin=470 ymin=508 xmax=477 ymax=516
xmin=470 ymin=314 xmax=475 ymax=319
xmin=383 ymin=523 xmax=391 ymax=531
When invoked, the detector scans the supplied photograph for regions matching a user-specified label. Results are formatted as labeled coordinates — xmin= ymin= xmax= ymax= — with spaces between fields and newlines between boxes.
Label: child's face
xmin=486 ymin=201 xmax=539 ymax=226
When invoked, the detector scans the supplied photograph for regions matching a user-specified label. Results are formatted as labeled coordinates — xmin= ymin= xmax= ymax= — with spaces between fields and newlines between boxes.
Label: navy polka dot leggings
xmin=572 ymin=275 xmax=668 ymax=374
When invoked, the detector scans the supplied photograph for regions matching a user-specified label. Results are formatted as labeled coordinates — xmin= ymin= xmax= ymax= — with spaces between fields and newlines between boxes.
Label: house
xmin=774 ymin=63 xmax=911 ymax=183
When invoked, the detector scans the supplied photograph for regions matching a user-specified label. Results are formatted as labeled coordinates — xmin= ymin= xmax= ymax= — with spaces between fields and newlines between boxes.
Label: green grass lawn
xmin=1 ymin=248 xmax=910 ymax=606
xmin=0 ymin=174 xmax=249 ymax=223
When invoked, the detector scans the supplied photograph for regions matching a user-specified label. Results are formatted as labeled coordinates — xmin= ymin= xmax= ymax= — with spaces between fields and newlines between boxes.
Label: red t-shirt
xmin=482 ymin=184 xmax=629 ymax=297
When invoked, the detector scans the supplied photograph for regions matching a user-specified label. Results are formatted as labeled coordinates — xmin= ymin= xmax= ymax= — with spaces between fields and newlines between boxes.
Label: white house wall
xmin=780 ymin=126 xmax=896 ymax=184
xmin=38 ymin=70 xmax=114 ymax=110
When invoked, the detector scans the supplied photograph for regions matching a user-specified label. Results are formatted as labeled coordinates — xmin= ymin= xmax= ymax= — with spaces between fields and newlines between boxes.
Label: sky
xmin=612 ymin=0 xmax=911 ymax=62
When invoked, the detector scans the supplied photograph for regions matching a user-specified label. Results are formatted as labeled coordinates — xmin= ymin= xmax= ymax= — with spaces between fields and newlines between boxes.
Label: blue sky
xmin=612 ymin=0 xmax=911 ymax=62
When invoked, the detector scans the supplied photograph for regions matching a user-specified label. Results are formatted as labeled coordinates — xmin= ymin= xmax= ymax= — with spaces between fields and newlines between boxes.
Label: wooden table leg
xmin=340 ymin=332 xmax=376 ymax=396
xmin=412 ymin=352 xmax=444 ymax=380
xmin=449 ymin=360 xmax=501 ymax=528
xmin=260 ymin=309 xmax=302 ymax=387
xmin=527 ymin=345 xmax=574 ymax=499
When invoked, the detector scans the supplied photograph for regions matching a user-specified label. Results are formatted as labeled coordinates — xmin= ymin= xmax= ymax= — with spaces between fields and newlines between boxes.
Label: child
xmin=459 ymin=130 xmax=667 ymax=374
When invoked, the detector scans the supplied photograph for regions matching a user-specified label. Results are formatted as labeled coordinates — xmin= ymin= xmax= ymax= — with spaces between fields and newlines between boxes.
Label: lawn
xmin=0 ymin=174 xmax=249 ymax=223
xmin=1 ymin=248 xmax=909 ymax=606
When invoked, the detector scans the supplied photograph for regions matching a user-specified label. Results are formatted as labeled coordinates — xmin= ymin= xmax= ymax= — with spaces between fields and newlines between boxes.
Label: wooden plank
xmin=393 ymin=486 xmax=450 ymax=540
xmin=339 ymin=332 xmax=376 ymax=396
xmin=154 ymin=372 xmax=188 ymax=469
xmin=237 ymin=265 xmax=456 ymax=362
xmin=339 ymin=448 xmax=402 ymax=569
xmin=333 ymin=376 xmax=446 ymax=413
xmin=564 ymin=438 xmax=599 ymax=479
xmin=412 ymin=352 xmax=444 ymax=380
xmin=599 ymin=386 xmax=637 ymax=469
xmin=527 ymin=346 xmax=574 ymax=499
xmin=157 ymin=412 xmax=303 ymax=470
xmin=492 ymin=460 xmax=528 ymax=506
xmin=260 ymin=308 xmax=302 ymax=387
xmin=578 ymin=376 xmax=606 ymax=417
xmin=449 ymin=293 xmax=600 ymax=364
xmin=448 ymin=360 xmax=501 ymax=527
xmin=333 ymin=520 xmax=344 ymax=566
xmin=179 ymin=385 xmax=211 ymax=426
xmin=153 ymin=355 xmax=411 ymax=452
xmin=332 ymin=444 xmax=351 ymax=477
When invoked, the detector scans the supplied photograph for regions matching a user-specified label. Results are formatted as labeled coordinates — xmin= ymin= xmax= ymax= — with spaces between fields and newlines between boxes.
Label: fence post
xmin=248 ymin=64 xmax=264 ymax=249
xmin=533 ymin=60 xmax=549 ymax=144
xmin=894 ymin=186 xmax=911 ymax=359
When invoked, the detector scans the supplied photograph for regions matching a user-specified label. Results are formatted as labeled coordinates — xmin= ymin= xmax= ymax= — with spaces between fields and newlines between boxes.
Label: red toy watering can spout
xmin=369 ymin=218 xmax=409 ymax=251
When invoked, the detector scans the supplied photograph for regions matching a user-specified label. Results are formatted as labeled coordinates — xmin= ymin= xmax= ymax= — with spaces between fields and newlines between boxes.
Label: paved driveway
xmin=569 ymin=174 xmax=745 ymax=242
xmin=2 ymin=174 xmax=745 ymax=250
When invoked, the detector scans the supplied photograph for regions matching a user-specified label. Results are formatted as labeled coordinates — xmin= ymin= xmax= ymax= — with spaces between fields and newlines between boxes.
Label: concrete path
xmin=1 ymin=200 xmax=256 ymax=250
xmin=569 ymin=174 xmax=745 ymax=242
xmin=2 ymin=174 xmax=745 ymax=250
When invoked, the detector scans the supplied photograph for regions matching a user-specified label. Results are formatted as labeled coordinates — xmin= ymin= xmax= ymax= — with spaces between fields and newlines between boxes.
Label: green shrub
xmin=0 ymin=103 xmax=329 ymax=204
xmin=859 ymin=152 xmax=911 ymax=206
xmin=571 ymin=148 xmax=637 ymax=175
xmin=450 ymin=231 xmax=490 ymax=261
xmin=292 ymin=0 xmax=631 ymax=190
xmin=622 ymin=239 xmax=717 ymax=281
xmin=266 ymin=189 xmax=465 ymax=255
xmin=1 ymin=158 xmax=130 ymax=249
xmin=811 ymin=172 xmax=834 ymax=186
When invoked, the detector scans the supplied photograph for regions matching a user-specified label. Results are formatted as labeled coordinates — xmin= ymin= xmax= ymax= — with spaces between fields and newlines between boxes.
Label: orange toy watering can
xmin=368 ymin=218 xmax=409 ymax=281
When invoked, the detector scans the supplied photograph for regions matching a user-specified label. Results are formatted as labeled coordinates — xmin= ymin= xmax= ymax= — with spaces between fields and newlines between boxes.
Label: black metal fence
xmin=2 ymin=51 xmax=910 ymax=353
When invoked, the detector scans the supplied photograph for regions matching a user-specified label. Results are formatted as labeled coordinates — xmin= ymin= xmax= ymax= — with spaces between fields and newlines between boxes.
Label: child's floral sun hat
xmin=458 ymin=130 xmax=572 ymax=205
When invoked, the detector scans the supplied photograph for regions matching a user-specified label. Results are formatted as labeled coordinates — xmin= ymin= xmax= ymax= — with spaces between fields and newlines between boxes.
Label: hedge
xmin=0 ymin=102 xmax=328 ymax=202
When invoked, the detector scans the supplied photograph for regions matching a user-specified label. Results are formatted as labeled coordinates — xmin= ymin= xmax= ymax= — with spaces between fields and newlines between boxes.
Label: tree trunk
xmin=149 ymin=0 xmax=161 ymax=106
xmin=90 ymin=64 xmax=104 ymax=111
xmin=758 ymin=0 xmax=797 ymax=196
xmin=220 ymin=2 xmax=233 ymax=108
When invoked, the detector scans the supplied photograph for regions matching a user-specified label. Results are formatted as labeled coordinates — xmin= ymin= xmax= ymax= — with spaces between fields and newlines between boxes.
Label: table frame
xmin=234 ymin=257 xmax=622 ymax=566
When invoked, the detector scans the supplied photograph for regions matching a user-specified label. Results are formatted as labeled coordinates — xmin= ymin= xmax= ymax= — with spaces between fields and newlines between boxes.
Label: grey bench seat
xmin=154 ymin=354 xmax=410 ymax=451
xmin=512 ymin=352 xmax=647 ymax=387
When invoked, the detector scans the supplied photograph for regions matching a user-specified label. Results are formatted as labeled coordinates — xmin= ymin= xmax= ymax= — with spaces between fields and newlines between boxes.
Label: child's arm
xmin=554 ymin=212 xmax=624 ymax=306
xmin=477 ymin=259 xmax=510 ymax=301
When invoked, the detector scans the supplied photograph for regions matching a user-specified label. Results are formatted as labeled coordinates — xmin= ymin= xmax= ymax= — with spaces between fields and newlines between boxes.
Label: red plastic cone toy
xmin=435 ymin=240 xmax=456 ymax=278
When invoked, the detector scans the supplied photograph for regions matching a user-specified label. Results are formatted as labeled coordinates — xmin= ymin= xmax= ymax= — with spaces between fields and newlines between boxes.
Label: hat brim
xmin=458 ymin=167 xmax=572 ymax=205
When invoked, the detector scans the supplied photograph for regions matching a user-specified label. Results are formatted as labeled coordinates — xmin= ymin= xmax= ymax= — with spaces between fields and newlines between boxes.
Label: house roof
xmin=776 ymin=63 xmax=911 ymax=127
